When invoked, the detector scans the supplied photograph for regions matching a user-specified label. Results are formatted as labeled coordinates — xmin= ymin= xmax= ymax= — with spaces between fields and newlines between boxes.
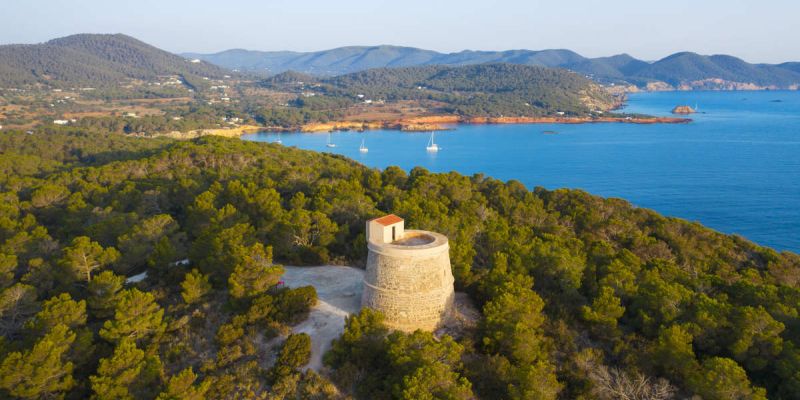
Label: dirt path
xmin=281 ymin=265 xmax=364 ymax=371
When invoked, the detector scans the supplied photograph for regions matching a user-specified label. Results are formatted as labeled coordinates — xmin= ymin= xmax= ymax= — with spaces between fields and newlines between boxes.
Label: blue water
xmin=243 ymin=91 xmax=800 ymax=252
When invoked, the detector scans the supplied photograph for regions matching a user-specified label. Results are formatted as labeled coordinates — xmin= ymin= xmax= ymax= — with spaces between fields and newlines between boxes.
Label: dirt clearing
xmin=281 ymin=265 xmax=364 ymax=370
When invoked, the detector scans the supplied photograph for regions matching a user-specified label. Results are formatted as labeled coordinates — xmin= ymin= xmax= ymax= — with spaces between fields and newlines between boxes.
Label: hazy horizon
xmin=2 ymin=0 xmax=799 ymax=64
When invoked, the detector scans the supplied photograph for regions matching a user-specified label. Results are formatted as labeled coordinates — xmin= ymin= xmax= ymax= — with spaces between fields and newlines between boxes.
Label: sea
xmin=242 ymin=91 xmax=800 ymax=253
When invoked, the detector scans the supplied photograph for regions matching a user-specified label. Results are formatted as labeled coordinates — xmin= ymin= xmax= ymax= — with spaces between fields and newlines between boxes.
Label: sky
xmin=1 ymin=0 xmax=798 ymax=63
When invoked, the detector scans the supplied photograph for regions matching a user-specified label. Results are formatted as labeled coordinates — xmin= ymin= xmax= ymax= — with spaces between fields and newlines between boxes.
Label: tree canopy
xmin=0 ymin=128 xmax=798 ymax=399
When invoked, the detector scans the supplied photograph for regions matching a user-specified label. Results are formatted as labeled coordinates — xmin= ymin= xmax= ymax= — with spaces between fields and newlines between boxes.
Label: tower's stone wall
xmin=361 ymin=230 xmax=455 ymax=332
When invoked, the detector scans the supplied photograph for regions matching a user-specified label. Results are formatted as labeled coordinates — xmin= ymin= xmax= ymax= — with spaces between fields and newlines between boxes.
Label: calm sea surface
xmin=243 ymin=91 xmax=800 ymax=252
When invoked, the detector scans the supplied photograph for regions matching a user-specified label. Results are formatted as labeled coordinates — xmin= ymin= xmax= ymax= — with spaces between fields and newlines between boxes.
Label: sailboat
xmin=426 ymin=131 xmax=439 ymax=152
xmin=359 ymin=138 xmax=368 ymax=153
xmin=326 ymin=132 xmax=336 ymax=148
xmin=275 ymin=132 xmax=282 ymax=144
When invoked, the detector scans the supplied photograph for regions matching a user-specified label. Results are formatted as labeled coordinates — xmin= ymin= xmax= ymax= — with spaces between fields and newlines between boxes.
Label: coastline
xmin=126 ymin=114 xmax=691 ymax=139
xmin=138 ymin=111 xmax=691 ymax=140
xmin=297 ymin=115 xmax=691 ymax=133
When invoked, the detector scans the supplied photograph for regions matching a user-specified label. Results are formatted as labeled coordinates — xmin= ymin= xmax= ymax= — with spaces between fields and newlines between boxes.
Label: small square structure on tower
xmin=367 ymin=214 xmax=404 ymax=244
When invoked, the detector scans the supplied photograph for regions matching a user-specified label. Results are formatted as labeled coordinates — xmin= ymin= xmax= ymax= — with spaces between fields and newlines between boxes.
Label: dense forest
xmin=262 ymin=64 xmax=618 ymax=117
xmin=1 ymin=127 xmax=799 ymax=399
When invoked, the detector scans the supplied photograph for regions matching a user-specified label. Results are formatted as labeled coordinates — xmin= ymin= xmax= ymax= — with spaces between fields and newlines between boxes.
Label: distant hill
xmin=188 ymin=46 xmax=800 ymax=89
xmin=4 ymin=34 xmax=798 ymax=90
xmin=628 ymin=52 xmax=800 ymax=88
xmin=184 ymin=46 xmax=588 ymax=76
xmin=0 ymin=34 xmax=229 ymax=88
xmin=566 ymin=54 xmax=651 ymax=79
xmin=779 ymin=62 xmax=800 ymax=74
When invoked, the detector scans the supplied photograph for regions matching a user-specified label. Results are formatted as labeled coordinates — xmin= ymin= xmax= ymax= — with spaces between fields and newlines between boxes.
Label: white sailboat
xmin=426 ymin=131 xmax=439 ymax=152
xmin=275 ymin=132 xmax=282 ymax=144
xmin=326 ymin=132 xmax=336 ymax=148
xmin=359 ymin=138 xmax=368 ymax=153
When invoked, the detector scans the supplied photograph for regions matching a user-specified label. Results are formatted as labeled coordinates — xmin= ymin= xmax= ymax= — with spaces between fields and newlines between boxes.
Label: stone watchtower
xmin=361 ymin=215 xmax=455 ymax=332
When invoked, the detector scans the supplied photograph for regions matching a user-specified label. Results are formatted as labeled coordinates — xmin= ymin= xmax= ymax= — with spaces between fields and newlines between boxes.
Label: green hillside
xmin=316 ymin=64 xmax=617 ymax=117
xmin=0 ymin=127 xmax=798 ymax=399
xmin=0 ymin=34 xmax=229 ymax=88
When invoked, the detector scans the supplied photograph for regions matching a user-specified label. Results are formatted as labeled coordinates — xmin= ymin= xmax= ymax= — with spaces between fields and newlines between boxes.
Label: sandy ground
xmin=281 ymin=265 xmax=364 ymax=371
xmin=280 ymin=265 xmax=480 ymax=371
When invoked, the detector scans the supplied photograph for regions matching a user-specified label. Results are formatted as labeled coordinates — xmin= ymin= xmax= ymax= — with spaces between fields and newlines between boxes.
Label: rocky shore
xmin=299 ymin=120 xmax=444 ymax=133
xmin=298 ymin=114 xmax=691 ymax=133
xmin=138 ymin=115 xmax=691 ymax=139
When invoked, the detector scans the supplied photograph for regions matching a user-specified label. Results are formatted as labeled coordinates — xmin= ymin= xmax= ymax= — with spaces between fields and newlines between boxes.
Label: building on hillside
xmin=361 ymin=214 xmax=455 ymax=332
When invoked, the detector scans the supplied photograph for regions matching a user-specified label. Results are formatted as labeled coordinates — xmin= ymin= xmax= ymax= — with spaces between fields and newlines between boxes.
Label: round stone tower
xmin=361 ymin=214 xmax=455 ymax=332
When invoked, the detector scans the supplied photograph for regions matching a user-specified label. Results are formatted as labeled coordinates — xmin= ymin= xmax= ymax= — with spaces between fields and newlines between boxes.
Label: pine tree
xmin=157 ymin=367 xmax=210 ymax=400
xmin=0 ymin=253 xmax=16 ymax=289
xmin=148 ymin=235 xmax=178 ymax=273
xmin=100 ymin=288 xmax=165 ymax=344
xmin=60 ymin=236 xmax=120 ymax=283
xmin=270 ymin=333 xmax=312 ymax=381
xmin=0 ymin=324 xmax=76 ymax=399
xmin=118 ymin=214 xmax=180 ymax=271
xmin=88 ymin=270 xmax=125 ymax=319
xmin=180 ymin=269 xmax=211 ymax=304
xmin=0 ymin=283 xmax=38 ymax=338
xmin=690 ymin=357 xmax=767 ymax=400
xmin=227 ymin=243 xmax=283 ymax=300
xmin=580 ymin=286 xmax=625 ymax=334
xmin=90 ymin=339 xmax=162 ymax=400
xmin=27 ymin=292 xmax=87 ymax=333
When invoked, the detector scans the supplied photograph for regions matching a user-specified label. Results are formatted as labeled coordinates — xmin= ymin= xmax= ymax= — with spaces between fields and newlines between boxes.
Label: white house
xmin=367 ymin=214 xmax=405 ymax=244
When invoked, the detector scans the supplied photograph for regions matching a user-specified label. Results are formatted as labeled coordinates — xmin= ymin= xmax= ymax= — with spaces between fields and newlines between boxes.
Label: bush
xmin=271 ymin=286 xmax=317 ymax=324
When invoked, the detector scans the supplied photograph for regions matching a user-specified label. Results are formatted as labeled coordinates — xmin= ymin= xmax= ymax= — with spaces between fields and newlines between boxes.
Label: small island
xmin=672 ymin=105 xmax=697 ymax=114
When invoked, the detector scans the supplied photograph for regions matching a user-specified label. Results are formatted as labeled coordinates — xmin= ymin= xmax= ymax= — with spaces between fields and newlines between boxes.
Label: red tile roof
xmin=371 ymin=214 xmax=403 ymax=226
